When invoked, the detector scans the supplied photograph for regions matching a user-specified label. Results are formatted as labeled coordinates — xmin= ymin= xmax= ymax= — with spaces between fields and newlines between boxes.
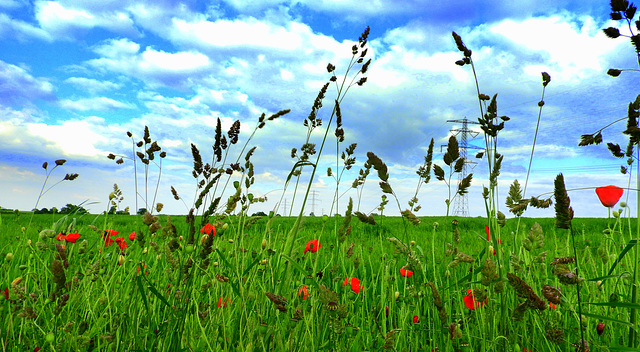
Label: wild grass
xmin=2 ymin=3 xmax=640 ymax=351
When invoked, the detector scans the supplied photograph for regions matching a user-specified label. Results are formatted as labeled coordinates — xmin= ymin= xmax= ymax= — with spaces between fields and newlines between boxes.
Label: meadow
xmin=3 ymin=3 xmax=640 ymax=351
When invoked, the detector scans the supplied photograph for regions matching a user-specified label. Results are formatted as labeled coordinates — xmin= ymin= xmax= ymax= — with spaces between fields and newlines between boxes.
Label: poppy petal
xmin=595 ymin=185 xmax=623 ymax=208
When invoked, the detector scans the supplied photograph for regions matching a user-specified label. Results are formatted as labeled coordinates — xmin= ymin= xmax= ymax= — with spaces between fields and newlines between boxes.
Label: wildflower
xmin=64 ymin=233 xmax=80 ymax=243
xmin=114 ymin=237 xmax=127 ymax=251
xmin=298 ymin=285 xmax=308 ymax=300
xmin=400 ymin=267 xmax=413 ymax=278
xmin=549 ymin=302 xmax=556 ymax=309
xmin=2 ymin=287 xmax=8 ymax=300
xmin=597 ymin=321 xmax=605 ymax=335
xmin=485 ymin=225 xmax=490 ymax=241
xmin=129 ymin=231 xmax=136 ymax=241
xmin=343 ymin=277 xmax=361 ymax=293
xmin=200 ymin=223 xmax=216 ymax=236
xmin=463 ymin=288 xmax=486 ymax=310
xmin=595 ymin=185 xmax=623 ymax=208
xmin=56 ymin=232 xmax=66 ymax=241
xmin=103 ymin=237 xmax=114 ymax=247
xmin=104 ymin=229 xmax=119 ymax=237
xmin=413 ymin=315 xmax=420 ymax=323
xmin=218 ymin=296 xmax=232 ymax=308
xmin=304 ymin=239 xmax=322 ymax=254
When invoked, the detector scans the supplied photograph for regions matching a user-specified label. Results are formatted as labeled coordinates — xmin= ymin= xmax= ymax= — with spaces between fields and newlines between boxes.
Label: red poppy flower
xmin=298 ymin=285 xmax=308 ymax=300
xmin=104 ymin=229 xmax=119 ymax=237
xmin=522 ymin=348 xmax=532 ymax=352
xmin=129 ymin=231 xmax=136 ymax=241
xmin=115 ymin=238 xmax=127 ymax=251
xmin=400 ymin=267 xmax=413 ymax=278
xmin=549 ymin=302 xmax=556 ymax=309
xmin=56 ymin=232 xmax=66 ymax=241
xmin=2 ymin=287 xmax=8 ymax=300
xmin=64 ymin=233 xmax=80 ymax=243
xmin=200 ymin=223 xmax=216 ymax=236
xmin=304 ymin=239 xmax=322 ymax=254
xmin=413 ymin=315 xmax=420 ymax=323
xmin=595 ymin=185 xmax=623 ymax=208
xmin=34 ymin=347 xmax=40 ymax=352
xmin=463 ymin=289 xmax=486 ymax=310
xmin=485 ymin=225 xmax=490 ymax=241
xmin=103 ymin=237 xmax=114 ymax=247
xmin=343 ymin=277 xmax=361 ymax=293
xmin=218 ymin=296 xmax=232 ymax=308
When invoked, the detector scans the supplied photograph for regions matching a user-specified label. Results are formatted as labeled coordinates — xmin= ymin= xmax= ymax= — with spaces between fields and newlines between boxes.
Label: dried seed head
xmin=42 ymin=161 xmax=48 ymax=169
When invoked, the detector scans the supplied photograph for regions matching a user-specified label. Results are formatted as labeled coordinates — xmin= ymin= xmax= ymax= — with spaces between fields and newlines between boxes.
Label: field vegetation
xmin=3 ymin=2 xmax=640 ymax=351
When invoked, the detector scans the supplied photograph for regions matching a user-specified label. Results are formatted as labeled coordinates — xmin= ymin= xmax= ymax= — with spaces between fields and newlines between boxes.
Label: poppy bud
xmin=5 ymin=253 xmax=13 ymax=262
xmin=118 ymin=255 xmax=125 ymax=266
xmin=213 ymin=261 xmax=219 ymax=267
xmin=394 ymin=291 xmax=400 ymax=300
xmin=261 ymin=238 xmax=267 ymax=249
xmin=11 ymin=277 xmax=22 ymax=286
xmin=596 ymin=322 xmax=605 ymax=335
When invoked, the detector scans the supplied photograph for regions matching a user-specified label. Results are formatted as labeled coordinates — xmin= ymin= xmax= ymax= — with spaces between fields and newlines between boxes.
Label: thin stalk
xmin=569 ymin=225 xmax=586 ymax=349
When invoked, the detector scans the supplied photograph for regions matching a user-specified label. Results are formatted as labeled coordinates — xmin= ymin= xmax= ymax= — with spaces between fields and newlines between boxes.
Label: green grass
xmin=0 ymin=213 xmax=637 ymax=351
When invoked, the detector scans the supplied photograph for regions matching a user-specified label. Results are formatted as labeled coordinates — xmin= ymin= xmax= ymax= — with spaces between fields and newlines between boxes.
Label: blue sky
xmin=0 ymin=0 xmax=638 ymax=218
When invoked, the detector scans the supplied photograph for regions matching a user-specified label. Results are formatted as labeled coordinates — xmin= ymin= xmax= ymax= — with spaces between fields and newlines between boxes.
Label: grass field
xmin=1 ymin=212 xmax=638 ymax=351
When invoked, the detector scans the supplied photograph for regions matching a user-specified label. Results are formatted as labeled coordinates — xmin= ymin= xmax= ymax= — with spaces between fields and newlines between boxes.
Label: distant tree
xmin=60 ymin=203 xmax=88 ymax=214
xmin=309 ymin=212 xmax=315 ymax=217
xmin=252 ymin=211 xmax=267 ymax=217
xmin=108 ymin=206 xmax=117 ymax=215
xmin=137 ymin=208 xmax=148 ymax=215
xmin=51 ymin=207 xmax=59 ymax=214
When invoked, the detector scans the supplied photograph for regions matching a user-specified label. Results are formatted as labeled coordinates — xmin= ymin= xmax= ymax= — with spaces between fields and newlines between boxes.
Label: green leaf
xmin=607 ymin=239 xmax=638 ymax=277
xmin=586 ymin=301 xmax=640 ymax=309
xmin=135 ymin=275 xmax=150 ymax=314
xmin=280 ymin=253 xmax=319 ymax=289
xmin=285 ymin=161 xmax=316 ymax=186
xmin=577 ymin=311 xmax=633 ymax=327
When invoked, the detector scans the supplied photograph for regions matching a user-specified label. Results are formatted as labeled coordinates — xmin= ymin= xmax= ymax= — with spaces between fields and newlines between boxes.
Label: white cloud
xmin=87 ymin=38 xmax=212 ymax=89
xmin=0 ymin=13 xmax=52 ymax=41
xmin=0 ymin=60 xmax=55 ymax=105
xmin=59 ymin=96 xmax=136 ymax=111
xmin=26 ymin=116 xmax=111 ymax=157
xmin=487 ymin=13 xmax=622 ymax=82
xmin=34 ymin=0 xmax=138 ymax=39
xmin=64 ymin=77 xmax=122 ymax=93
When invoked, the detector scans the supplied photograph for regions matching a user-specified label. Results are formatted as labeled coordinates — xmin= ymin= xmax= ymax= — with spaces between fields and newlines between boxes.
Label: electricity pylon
xmin=447 ymin=118 xmax=481 ymax=217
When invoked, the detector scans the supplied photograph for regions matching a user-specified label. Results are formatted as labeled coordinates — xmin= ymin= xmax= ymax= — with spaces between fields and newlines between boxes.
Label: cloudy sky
xmin=1 ymin=0 xmax=638 ymax=219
